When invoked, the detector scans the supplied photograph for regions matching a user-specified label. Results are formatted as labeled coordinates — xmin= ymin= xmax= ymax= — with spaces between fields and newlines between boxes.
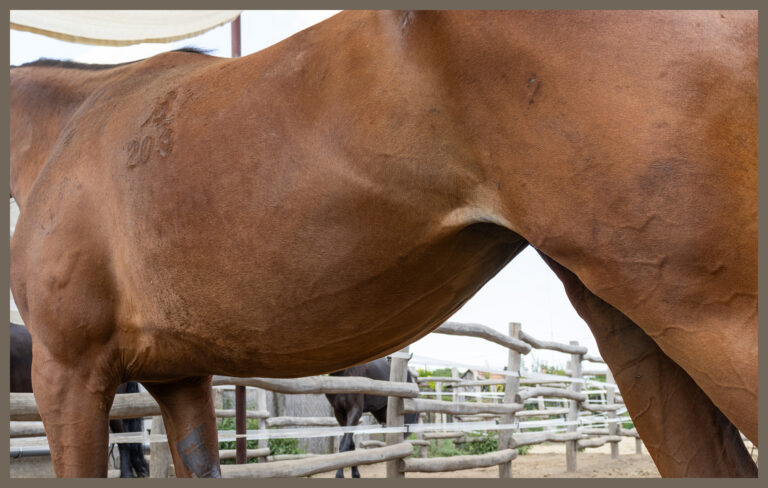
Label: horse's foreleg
xmin=31 ymin=348 xmax=116 ymax=477
xmin=541 ymin=253 xmax=758 ymax=477
xmin=143 ymin=376 xmax=221 ymax=478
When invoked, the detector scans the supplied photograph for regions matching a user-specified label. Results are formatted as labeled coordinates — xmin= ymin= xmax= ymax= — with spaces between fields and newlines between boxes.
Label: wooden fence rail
xmin=435 ymin=322 xmax=531 ymax=354
xmin=9 ymin=320 xmax=643 ymax=479
xmin=408 ymin=322 xmax=639 ymax=477
xmin=402 ymin=398 xmax=524 ymax=416
xmin=212 ymin=375 xmax=419 ymax=397
xmin=517 ymin=387 xmax=587 ymax=402
xmin=402 ymin=449 xmax=518 ymax=472
xmin=518 ymin=331 xmax=588 ymax=355
xmin=220 ymin=441 xmax=413 ymax=478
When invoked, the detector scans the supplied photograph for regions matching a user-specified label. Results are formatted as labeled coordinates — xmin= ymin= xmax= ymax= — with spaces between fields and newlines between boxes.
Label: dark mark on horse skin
xmin=176 ymin=424 xmax=221 ymax=478
xmin=527 ymin=74 xmax=541 ymax=105
xmin=529 ymin=82 xmax=541 ymax=105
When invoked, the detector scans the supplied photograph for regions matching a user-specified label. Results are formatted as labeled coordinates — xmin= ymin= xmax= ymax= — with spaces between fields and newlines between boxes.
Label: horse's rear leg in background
xmin=110 ymin=381 xmax=150 ymax=478
xmin=142 ymin=376 xmax=221 ymax=478
xmin=31 ymin=347 xmax=117 ymax=477
xmin=541 ymin=253 xmax=758 ymax=477
xmin=109 ymin=419 xmax=135 ymax=478
xmin=334 ymin=404 xmax=363 ymax=478
xmin=121 ymin=416 xmax=150 ymax=477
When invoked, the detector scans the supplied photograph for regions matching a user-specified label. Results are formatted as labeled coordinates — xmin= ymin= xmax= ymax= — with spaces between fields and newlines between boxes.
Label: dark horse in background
xmin=325 ymin=358 xmax=419 ymax=478
xmin=10 ymin=323 xmax=150 ymax=478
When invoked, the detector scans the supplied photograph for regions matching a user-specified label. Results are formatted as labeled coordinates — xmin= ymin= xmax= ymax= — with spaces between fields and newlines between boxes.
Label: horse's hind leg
xmin=334 ymin=402 xmax=363 ymax=478
xmin=345 ymin=405 xmax=364 ymax=478
xmin=31 ymin=346 xmax=117 ymax=477
xmin=123 ymin=417 xmax=150 ymax=477
xmin=331 ymin=409 xmax=348 ymax=478
xmin=109 ymin=401 xmax=149 ymax=477
xmin=541 ymin=253 xmax=757 ymax=477
xmin=142 ymin=376 xmax=221 ymax=478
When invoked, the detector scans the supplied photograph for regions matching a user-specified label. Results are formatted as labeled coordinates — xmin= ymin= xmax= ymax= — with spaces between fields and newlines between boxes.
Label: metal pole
xmin=236 ymin=385 xmax=246 ymax=464
xmin=231 ymin=14 xmax=241 ymax=58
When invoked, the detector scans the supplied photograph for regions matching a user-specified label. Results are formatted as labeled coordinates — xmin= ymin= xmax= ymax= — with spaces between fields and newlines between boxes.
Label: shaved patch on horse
xmin=176 ymin=424 xmax=222 ymax=478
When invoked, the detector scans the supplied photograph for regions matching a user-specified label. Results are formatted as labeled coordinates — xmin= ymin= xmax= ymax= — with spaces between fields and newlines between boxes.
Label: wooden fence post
xmin=150 ymin=415 xmax=172 ymax=478
xmin=565 ymin=341 xmax=582 ymax=472
xmin=417 ymin=413 xmax=427 ymax=457
xmin=435 ymin=378 xmax=443 ymax=424
xmin=606 ymin=383 xmax=619 ymax=459
xmin=451 ymin=366 xmax=459 ymax=424
xmin=452 ymin=366 xmax=458 ymax=402
xmin=386 ymin=346 xmax=410 ymax=478
xmin=256 ymin=388 xmax=268 ymax=462
xmin=606 ymin=369 xmax=630 ymax=456
xmin=499 ymin=322 xmax=521 ymax=478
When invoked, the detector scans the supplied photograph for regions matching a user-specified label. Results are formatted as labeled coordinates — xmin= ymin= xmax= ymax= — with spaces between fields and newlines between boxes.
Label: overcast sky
xmin=9 ymin=10 xmax=604 ymax=372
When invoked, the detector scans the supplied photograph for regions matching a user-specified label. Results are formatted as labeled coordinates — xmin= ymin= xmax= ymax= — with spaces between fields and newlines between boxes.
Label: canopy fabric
xmin=10 ymin=10 xmax=241 ymax=46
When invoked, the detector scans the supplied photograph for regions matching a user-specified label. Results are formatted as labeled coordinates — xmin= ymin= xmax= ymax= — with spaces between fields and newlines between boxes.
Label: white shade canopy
xmin=10 ymin=10 xmax=241 ymax=46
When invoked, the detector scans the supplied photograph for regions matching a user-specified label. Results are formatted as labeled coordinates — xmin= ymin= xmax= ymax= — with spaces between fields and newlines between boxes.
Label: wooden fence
xmin=9 ymin=320 xmax=643 ymax=478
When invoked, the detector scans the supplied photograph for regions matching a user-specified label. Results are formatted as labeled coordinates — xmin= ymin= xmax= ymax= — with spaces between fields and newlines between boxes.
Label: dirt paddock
xmin=13 ymin=437 xmax=757 ymax=478
xmin=315 ymin=437 xmax=760 ymax=478
xmin=312 ymin=438 xmax=661 ymax=478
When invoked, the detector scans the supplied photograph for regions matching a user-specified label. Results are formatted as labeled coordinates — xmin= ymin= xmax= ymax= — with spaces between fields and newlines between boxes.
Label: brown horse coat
xmin=10 ymin=11 xmax=757 ymax=477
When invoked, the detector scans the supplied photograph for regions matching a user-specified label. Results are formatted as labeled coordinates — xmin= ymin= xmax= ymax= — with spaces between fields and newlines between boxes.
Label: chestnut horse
xmin=9 ymin=11 xmax=757 ymax=477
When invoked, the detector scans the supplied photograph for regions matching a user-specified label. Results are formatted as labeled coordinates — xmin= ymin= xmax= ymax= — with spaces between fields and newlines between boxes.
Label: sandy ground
xmin=311 ymin=438 xmax=660 ymax=478
xmin=14 ymin=437 xmax=755 ymax=478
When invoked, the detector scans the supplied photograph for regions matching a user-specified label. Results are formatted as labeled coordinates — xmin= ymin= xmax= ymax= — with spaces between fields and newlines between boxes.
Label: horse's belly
xmin=125 ymin=221 xmax=523 ymax=379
